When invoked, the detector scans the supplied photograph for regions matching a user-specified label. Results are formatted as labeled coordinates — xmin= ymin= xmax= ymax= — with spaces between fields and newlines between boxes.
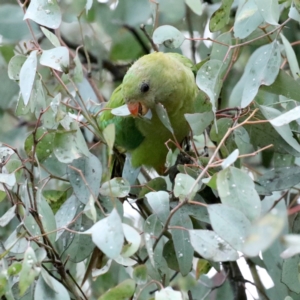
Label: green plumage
xmin=99 ymin=52 xmax=198 ymax=174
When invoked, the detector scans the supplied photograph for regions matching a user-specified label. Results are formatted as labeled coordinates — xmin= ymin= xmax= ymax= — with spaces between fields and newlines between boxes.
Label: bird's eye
xmin=140 ymin=82 xmax=150 ymax=93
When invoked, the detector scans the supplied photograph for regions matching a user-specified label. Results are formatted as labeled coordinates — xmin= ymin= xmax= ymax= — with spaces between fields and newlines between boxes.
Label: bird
xmin=98 ymin=51 xmax=199 ymax=175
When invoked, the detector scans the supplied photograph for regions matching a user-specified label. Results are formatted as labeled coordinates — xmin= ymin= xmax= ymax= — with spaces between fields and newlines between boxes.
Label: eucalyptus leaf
xmin=40 ymin=47 xmax=69 ymax=72
xmin=170 ymin=210 xmax=194 ymax=276
xmin=217 ymin=167 xmax=261 ymax=221
xmin=67 ymin=153 xmax=102 ymax=204
xmin=208 ymin=204 xmax=251 ymax=251
xmin=196 ymin=59 xmax=223 ymax=113
xmin=24 ymin=0 xmax=62 ymax=29
xmin=40 ymin=26 xmax=60 ymax=47
xmin=88 ymin=208 xmax=124 ymax=259
xmin=189 ymin=229 xmax=239 ymax=262
xmin=0 ymin=205 xmax=16 ymax=227
xmin=145 ymin=191 xmax=170 ymax=224
xmin=19 ymin=50 xmax=37 ymax=106
xmin=209 ymin=0 xmax=234 ymax=32
xmin=100 ymin=177 xmax=130 ymax=197
xmin=155 ymin=103 xmax=174 ymax=134
xmin=243 ymin=208 xmax=286 ymax=256
xmin=234 ymin=0 xmax=264 ymax=39
xmin=153 ymin=25 xmax=185 ymax=48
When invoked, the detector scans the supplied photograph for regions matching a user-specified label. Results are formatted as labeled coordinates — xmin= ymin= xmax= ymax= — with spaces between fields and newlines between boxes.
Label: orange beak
xmin=127 ymin=102 xmax=149 ymax=117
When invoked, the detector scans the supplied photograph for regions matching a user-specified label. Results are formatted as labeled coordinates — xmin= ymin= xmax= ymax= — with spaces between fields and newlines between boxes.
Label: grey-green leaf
xmin=189 ymin=229 xmax=239 ymax=262
xmin=24 ymin=0 xmax=62 ymax=29
xmin=153 ymin=25 xmax=185 ymax=49
xmin=208 ymin=204 xmax=251 ymax=251
xmin=217 ymin=167 xmax=261 ymax=221
xmin=19 ymin=50 xmax=37 ymax=105
xmin=88 ymin=208 xmax=124 ymax=259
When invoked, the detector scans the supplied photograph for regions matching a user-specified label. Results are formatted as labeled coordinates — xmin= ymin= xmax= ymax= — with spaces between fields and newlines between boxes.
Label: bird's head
xmin=122 ymin=52 xmax=175 ymax=118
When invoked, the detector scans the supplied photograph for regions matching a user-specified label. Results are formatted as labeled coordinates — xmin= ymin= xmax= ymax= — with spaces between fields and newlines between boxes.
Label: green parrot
xmin=99 ymin=51 xmax=198 ymax=175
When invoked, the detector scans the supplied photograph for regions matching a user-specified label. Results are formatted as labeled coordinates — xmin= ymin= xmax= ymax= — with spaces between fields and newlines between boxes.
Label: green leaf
xmin=24 ymin=0 xmax=62 ymax=29
xmin=282 ymin=256 xmax=300 ymax=294
xmin=40 ymin=26 xmax=60 ymax=47
xmin=24 ymin=127 xmax=55 ymax=163
xmin=153 ymin=25 xmax=185 ymax=49
xmin=40 ymin=47 xmax=69 ymax=73
xmin=256 ymin=166 xmax=300 ymax=194
xmin=281 ymin=33 xmax=300 ymax=80
xmin=53 ymin=123 xmax=90 ymax=163
xmin=209 ymin=0 xmax=234 ymax=32
xmin=210 ymin=32 xmax=233 ymax=77
xmin=208 ymin=204 xmax=251 ymax=251
xmin=98 ymin=279 xmax=135 ymax=300
xmin=88 ymin=208 xmax=124 ymax=259
xmin=174 ymin=173 xmax=200 ymax=201
xmin=221 ymin=149 xmax=239 ymax=169
xmin=145 ymin=191 xmax=170 ymax=224
xmin=233 ymin=41 xmax=281 ymax=108
xmin=185 ymin=111 xmax=214 ymax=136
xmin=155 ymin=103 xmax=174 ymax=134
xmin=155 ymin=287 xmax=183 ymax=300
xmin=0 ymin=204 xmax=16 ymax=227
xmin=103 ymin=123 xmax=115 ymax=154
xmin=0 ymin=4 xmax=39 ymax=43
xmin=7 ymin=262 xmax=22 ymax=276
xmin=8 ymin=55 xmax=26 ymax=80
xmin=68 ymin=153 xmax=102 ymax=204
xmin=261 ymin=69 xmax=300 ymax=102
xmin=55 ymin=195 xmax=80 ymax=240
xmin=62 ymin=214 xmax=93 ymax=263
xmin=270 ymin=106 xmax=300 ymax=126
xmin=100 ymin=177 xmax=130 ymax=197
xmin=281 ymin=234 xmax=300 ymax=258
xmin=38 ymin=192 xmax=57 ymax=244
xmin=35 ymin=271 xmax=70 ymax=300
xmin=260 ymin=105 xmax=300 ymax=153
xmin=196 ymin=59 xmax=223 ymax=113
xmin=170 ymin=210 xmax=194 ymax=276
xmin=242 ymin=208 xmax=286 ymax=256
xmin=144 ymin=214 xmax=164 ymax=267
xmin=121 ymin=223 xmax=141 ymax=258
xmin=217 ymin=167 xmax=261 ymax=221
xmin=19 ymin=247 xmax=40 ymax=296
xmin=139 ymin=177 xmax=167 ymax=197
xmin=189 ymin=229 xmax=238 ymax=262
xmin=19 ymin=50 xmax=37 ymax=105
xmin=133 ymin=265 xmax=147 ymax=285
xmin=255 ymin=0 xmax=280 ymax=25
xmin=73 ymin=53 xmax=84 ymax=82
xmin=234 ymin=0 xmax=263 ymax=39
xmin=185 ymin=0 xmax=203 ymax=15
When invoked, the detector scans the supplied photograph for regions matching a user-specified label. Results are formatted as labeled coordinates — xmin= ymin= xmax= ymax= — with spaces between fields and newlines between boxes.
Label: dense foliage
xmin=1 ymin=0 xmax=300 ymax=299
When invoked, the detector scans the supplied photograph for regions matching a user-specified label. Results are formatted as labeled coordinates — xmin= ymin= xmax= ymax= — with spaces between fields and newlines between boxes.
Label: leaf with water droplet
xmin=174 ymin=173 xmax=200 ymax=201
xmin=19 ymin=50 xmax=37 ymax=105
xmin=153 ymin=25 xmax=185 ymax=49
xmin=208 ymin=204 xmax=251 ymax=251
xmin=234 ymin=0 xmax=264 ymax=39
xmin=196 ymin=59 xmax=223 ymax=113
xmin=145 ymin=191 xmax=170 ymax=224
xmin=24 ymin=0 xmax=62 ymax=29
xmin=209 ymin=0 xmax=234 ymax=32
xmin=100 ymin=177 xmax=130 ymax=198
xmin=242 ymin=207 xmax=286 ymax=256
xmin=170 ymin=209 xmax=194 ymax=276
xmin=217 ymin=166 xmax=261 ymax=221
xmin=87 ymin=208 xmax=124 ymax=259
xmin=155 ymin=103 xmax=174 ymax=134
xmin=189 ymin=229 xmax=239 ymax=261
xmin=40 ymin=46 xmax=69 ymax=73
